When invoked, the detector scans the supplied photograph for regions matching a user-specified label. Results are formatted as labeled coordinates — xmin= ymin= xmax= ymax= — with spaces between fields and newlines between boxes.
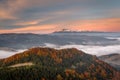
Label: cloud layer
xmin=1 ymin=43 xmax=120 ymax=58
xmin=44 ymin=43 xmax=120 ymax=56
xmin=0 ymin=0 xmax=120 ymax=33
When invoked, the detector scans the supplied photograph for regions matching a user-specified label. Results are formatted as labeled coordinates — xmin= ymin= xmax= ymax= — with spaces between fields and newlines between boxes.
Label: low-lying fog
xmin=0 ymin=50 xmax=25 ymax=59
xmin=0 ymin=35 xmax=120 ymax=59
xmin=44 ymin=43 xmax=120 ymax=56
xmin=0 ymin=43 xmax=120 ymax=59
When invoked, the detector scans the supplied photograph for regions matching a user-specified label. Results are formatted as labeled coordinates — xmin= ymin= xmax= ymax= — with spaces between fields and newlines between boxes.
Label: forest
xmin=0 ymin=47 xmax=120 ymax=80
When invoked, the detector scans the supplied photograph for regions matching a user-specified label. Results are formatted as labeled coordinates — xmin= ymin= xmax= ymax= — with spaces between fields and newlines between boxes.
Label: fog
xmin=106 ymin=37 xmax=120 ymax=41
xmin=44 ymin=43 xmax=120 ymax=56
xmin=0 ymin=43 xmax=120 ymax=59
xmin=0 ymin=50 xmax=25 ymax=59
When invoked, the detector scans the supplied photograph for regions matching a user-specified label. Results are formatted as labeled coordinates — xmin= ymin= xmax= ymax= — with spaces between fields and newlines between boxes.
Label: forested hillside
xmin=0 ymin=47 xmax=120 ymax=80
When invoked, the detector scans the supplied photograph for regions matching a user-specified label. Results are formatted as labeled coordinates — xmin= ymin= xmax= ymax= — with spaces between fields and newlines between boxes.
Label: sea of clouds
xmin=0 ymin=43 xmax=120 ymax=59
xmin=44 ymin=43 xmax=120 ymax=56
xmin=0 ymin=36 xmax=120 ymax=58
xmin=0 ymin=50 xmax=25 ymax=59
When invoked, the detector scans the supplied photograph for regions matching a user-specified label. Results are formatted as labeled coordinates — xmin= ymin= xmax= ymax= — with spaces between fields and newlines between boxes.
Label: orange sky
xmin=0 ymin=18 xmax=120 ymax=33
xmin=69 ymin=18 xmax=120 ymax=32
xmin=0 ymin=0 xmax=120 ymax=33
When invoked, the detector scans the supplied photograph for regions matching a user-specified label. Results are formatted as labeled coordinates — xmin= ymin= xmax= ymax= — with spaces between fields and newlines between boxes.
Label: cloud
xmin=0 ymin=24 xmax=58 ymax=33
xmin=0 ymin=0 xmax=120 ymax=32
xmin=0 ymin=49 xmax=25 ymax=59
xmin=43 ymin=43 xmax=120 ymax=56
xmin=0 ymin=0 xmax=63 ymax=20
xmin=0 ymin=17 xmax=120 ymax=33
xmin=68 ymin=18 xmax=120 ymax=32
xmin=0 ymin=9 xmax=16 ymax=20
xmin=0 ymin=0 xmax=27 ymax=20
xmin=0 ymin=18 xmax=120 ymax=33
xmin=1 ymin=42 xmax=120 ymax=58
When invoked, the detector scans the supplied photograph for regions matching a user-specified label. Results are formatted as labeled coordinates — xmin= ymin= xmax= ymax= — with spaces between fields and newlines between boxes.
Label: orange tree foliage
xmin=0 ymin=47 xmax=120 ymax=80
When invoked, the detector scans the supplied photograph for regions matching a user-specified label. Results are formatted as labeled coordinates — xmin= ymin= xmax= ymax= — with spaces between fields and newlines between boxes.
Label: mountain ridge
xmin=0 ymin=47 xmax=120 ymax=80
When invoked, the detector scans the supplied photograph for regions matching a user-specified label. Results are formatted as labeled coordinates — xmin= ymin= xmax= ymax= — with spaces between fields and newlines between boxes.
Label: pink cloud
xmin=0 ymin=18 xmax=120 ymax=33
xmin=0 ymin=24 xmax=58 ymax=34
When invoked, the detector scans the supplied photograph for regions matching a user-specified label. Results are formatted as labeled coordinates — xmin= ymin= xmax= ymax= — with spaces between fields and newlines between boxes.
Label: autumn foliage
xmin=0 ymin=47 xmax=120 ymax=80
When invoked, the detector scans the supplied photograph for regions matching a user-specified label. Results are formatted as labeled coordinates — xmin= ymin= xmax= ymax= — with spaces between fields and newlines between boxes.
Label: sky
xmin=0 ymin=0 xmax=120 ymax=33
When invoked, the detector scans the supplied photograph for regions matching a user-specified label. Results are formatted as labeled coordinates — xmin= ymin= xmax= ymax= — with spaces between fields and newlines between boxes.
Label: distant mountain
xmin=53 ymin=29 xmax=105 ymax=34
xmin=53 ymin=30 xmax=120 ymax=37
xmin=99 ymin=53 xmax=120 ymax=71
xmin=0 ymin=47 xmax=120 ymax=80
xmin=0 ymin=33 xmax=118 ymax=50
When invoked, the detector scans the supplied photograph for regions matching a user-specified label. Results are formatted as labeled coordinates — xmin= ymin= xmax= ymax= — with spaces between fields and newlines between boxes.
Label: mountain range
xmin=0 ymin=32 xmax=119 ymax=50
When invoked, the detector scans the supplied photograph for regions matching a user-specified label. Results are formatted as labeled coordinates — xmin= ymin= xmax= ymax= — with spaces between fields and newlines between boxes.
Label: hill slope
xmin=0 ymin=47 xmax=120 ymax=80
xmin=99 ymin=53 xmax=120 ymax=71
